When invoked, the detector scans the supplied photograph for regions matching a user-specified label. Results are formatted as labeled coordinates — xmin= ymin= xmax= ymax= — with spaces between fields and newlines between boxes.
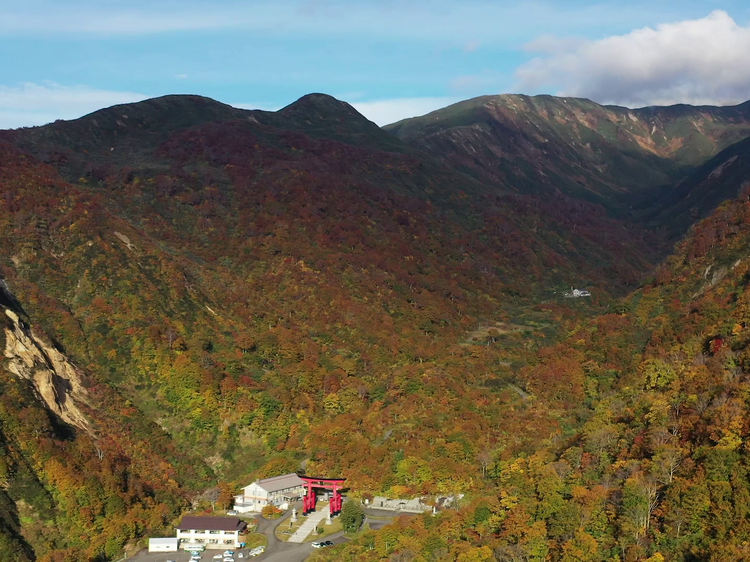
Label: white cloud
xmin=0 ymin=83 xmax=147 ymax=129
xmin=516 ymin=10 xmax=750 ymax=107
xmin=351 ymin=97 xmax=460 ymax=126
xmin=0 ymin=3 xmax=255 ymax=35
xmin=0 ymin=1 xmax=683 ymax=40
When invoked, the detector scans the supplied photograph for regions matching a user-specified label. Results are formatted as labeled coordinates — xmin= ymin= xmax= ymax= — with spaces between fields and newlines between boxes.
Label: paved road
xmin=253 ymin=510 xmax=284 ymax=553
xmin=127 ymin=549 xmax=243 ymax=562
xmin=364 ymin=507 xmax=417 ymax=528
xmin=127 ymin=551 xmax=203 ymax=562
xmin=253 ymin=505 xmax=319 ymax=562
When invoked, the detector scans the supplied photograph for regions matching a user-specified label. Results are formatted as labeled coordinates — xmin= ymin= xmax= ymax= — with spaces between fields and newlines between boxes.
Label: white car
xmin=213 ymin=556 xmax=223 ymax=560
xmin=223 ymin=550 xmax=235 ymax=556
xmin=247 ymin=546 xmax=265 ymax=557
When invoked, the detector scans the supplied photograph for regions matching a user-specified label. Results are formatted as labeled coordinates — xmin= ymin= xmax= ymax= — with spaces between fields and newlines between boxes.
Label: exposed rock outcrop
xmin=2 ymin=306 xmax=91 ymax=433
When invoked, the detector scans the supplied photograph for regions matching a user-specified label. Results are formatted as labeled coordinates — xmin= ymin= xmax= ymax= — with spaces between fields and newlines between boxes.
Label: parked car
xmin=223 ymin=551 xmax=235 ymax=556
xmin=213 ymin=555 xmax=223 ymax=560
xmin=311 ymin=541 xmax=324 ymax=548
xmin=247 ymin=546 xmax=265 ymax=557
xmin=227 ymin=510 xmax=239 ymax=516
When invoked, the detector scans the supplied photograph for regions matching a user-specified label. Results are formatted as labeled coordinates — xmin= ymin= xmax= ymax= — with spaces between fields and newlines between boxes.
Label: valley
xmin=2 ymin=92 xmax=750 ymax=561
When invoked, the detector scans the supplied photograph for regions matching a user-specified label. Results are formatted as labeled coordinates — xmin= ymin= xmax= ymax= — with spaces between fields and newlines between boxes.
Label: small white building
xmin=234 ymin=473 xmax=305 ymax=513
xmin=564 ymin=288 xmax=591 ymax=298
xmin=148 ymin=537 xmax=179 ymax=552
xmin=176 ymin=516 xmax=247 ymax=550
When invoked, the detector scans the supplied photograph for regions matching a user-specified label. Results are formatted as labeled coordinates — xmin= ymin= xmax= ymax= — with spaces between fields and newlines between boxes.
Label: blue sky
xmin=2 ymin=1 xmax=750 ymax=128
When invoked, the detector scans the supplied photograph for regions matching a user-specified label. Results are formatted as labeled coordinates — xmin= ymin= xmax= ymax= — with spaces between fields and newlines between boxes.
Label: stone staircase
xmin=287 ymin=508 xmax=329 ymax=543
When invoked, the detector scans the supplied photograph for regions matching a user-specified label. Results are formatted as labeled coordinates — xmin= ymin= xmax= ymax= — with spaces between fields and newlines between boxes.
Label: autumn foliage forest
xmin=1 ymin=93 xmax=750 ymax=560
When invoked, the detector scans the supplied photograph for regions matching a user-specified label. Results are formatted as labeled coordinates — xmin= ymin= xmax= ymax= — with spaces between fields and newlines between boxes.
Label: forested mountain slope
xmin=2 ymin=94 xmax=660 ymax=295
xmin=386 ymin=95 xmax=750 ymax=216
xmin=312 ymin=181 xmax=750 ymax=561
xmin=643 ymin=135 xmax=750 ymax=238
xmin=0 ymin=94 xmax=661 ymax=559
xmin=4 ymin=91 xmax=750 ymax=560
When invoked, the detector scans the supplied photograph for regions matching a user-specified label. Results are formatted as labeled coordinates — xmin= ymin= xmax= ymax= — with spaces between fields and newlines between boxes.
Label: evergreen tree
xmin=340 ymin=501 xmax=365 ymax=534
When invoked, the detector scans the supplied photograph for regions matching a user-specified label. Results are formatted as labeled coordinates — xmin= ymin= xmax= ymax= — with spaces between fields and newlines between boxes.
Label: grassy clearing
xmin=244 ymin=532 xmax=267 ymax=549
xmin=306 ymin=516 xmax=343 ymax=541
xmin=461 ymin=321 xmax=535 ymax=345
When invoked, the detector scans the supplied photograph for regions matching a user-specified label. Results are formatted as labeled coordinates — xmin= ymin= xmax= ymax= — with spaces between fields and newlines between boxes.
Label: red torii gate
xmin=300 ymin=476 xmax=346 ymax=516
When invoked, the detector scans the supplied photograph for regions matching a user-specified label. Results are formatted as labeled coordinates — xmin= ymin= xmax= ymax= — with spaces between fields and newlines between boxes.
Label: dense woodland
xmin=310 ymin=189 xmax=750 ymax=561
xmin=1 ymin=94 xmax=750 ymax=560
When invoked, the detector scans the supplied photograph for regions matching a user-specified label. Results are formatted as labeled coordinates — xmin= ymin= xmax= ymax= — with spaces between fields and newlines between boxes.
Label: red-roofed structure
xmin=299 ymin=476 xmax=346 ymax=515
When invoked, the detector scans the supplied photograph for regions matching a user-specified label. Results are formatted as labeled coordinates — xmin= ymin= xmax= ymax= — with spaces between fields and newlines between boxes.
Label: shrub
xmin=261 ymin=504 xmax=283 ymax=519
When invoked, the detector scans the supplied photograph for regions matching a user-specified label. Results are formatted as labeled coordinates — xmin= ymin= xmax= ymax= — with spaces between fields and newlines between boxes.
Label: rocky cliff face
xmin=2 ymin=303 xmax=90 ymax=433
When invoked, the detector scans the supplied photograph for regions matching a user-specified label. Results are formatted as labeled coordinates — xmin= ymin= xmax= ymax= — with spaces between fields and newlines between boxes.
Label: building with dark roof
xmin=176 ymin=516 xmax=247 ymax=550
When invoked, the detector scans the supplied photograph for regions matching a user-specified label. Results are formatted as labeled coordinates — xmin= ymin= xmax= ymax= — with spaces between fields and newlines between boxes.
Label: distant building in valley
xmin=564 ymin=287 xmax=591 ymax=298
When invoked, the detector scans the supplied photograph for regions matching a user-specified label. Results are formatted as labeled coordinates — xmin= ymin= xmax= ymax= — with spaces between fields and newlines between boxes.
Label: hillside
xmin=3 ymin=94 xmax=410 ymax=177
xmin=0 ymin=94 xmax=666 ymax=559
xmin=5 ymin=91 xmax=750 ymax=560
xmin=2 ymin=94 xmax=659 ymax=292
xmin=642 ymin=135 xmax=750 ymax=238
xmin=311 ymin=162 xmax=750 ymax=561
xmin=386 ymin=94 xmax=750 ymax=216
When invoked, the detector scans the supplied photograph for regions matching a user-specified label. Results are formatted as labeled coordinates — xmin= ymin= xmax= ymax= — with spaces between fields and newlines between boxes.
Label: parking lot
xmin=128 ymin=550 xmax=249 ymax=562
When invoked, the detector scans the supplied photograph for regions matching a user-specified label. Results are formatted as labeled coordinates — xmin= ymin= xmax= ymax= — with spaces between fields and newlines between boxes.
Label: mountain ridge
xmin=385 ymin=93 xmax=750 ymax=217
xmin=3 ymin=91 xmax=750 ymax=560
xmin=641 ymin=135 xmax=750 ymax=238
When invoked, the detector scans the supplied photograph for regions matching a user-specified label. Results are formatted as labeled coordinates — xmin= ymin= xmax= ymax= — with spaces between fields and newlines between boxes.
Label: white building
xmin=148 ymin=537 xmax=179 ymax=552
xmin=564 ymin=288 xmax=591 ymax=298
xmin=176 ymin=516 xmax=247 ymax=550
xmin=234 ymin=473 xmax=305 ymax=513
